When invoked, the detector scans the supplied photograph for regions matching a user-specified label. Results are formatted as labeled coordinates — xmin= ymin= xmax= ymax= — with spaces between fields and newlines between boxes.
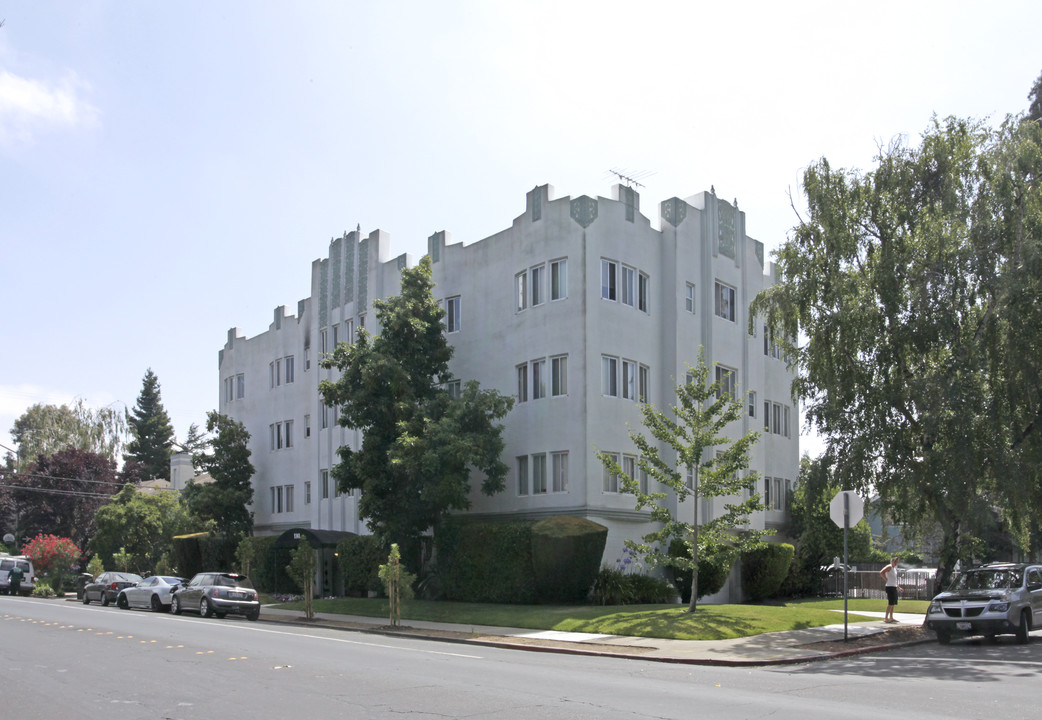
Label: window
xmin=517 ymin=363 xmax=528 ymax=402
xmin=623 ymin=455 xmax=636 ymax=494
xmin=236 ymin=373 xmax=245 ymax=399
xmin=515 ymin=271 xmax=528 ymax=312
xmin=305 ymin=481 xmax=312 ymax=505
xmin=285 ymin=356 xmax=294 ymax=384
xmin=686 ymin=465 xmax=694 ymax=490
xmin=764 ymin=326 xmax=783 ymax=359
xmin=320 ymin=328 xmax=328 ymax=354
xmin=532 ymin=359 xmax=546 ymax=399
xmin=638 ymin=462 xmax=648 ymax=494
xmin=551 ymin=355 xmax=568 ymax=396
xmin=447 ymin=380 xmax=461 ymax=398
xmin=284 ymin=419 xmax=293 ymax=448
xmin=304 ymin=345 xmax=311 ymax=371
xmin=532 ymin=453 xmax=547 ymax=494
xmin=346 ymin=319 xmax=355 ymax=345
xmin=321 ymin=403 xmax=329 ymax=430
xmin=601 ymin=260 xmax=617 ymax=301
xmin=276 ymin=422 xmax=283 ymax=449
xmin=305 ymin=414 xmax=311 ymax=438
xmin=638 ymin=364 xmax=650 ymax=403
xmin=621 ymin=265 xmax=635 ymax=307
xmin=551 ymin=259 xmax=568 ymax=300
xmin=530 ymin=265 xmax=545 ymax=306
xmin=715 ymin=366 xmax=736 ymax=400
xmin=276 ymin=486 xmax=283 ymax=513
xmin=517 ymin=455 xmax=529 ymax=495
xmin=270 ymin=487 xmax=276 ymax=513
xmin=602 ymin=453 xmax=620 ymax=493
xmin=445 ymin=296 xmax=461 ymax=333
xmin=552 ymin=451 xmax=568 ymax=492
xmin=748 ymin=391 xmax=757 ymax=418
xmin=285 ymin=485 xmax=294 ymax=513
xmin=224 ymin=377 xmax=234 ymax=403
xmin=764 ymin=401 xmax=791 ymax=437
xmin=685 ymin=282 xmax=696 ymax=313
xmin=714 ymin=281 xmax=736 ymax=321
xmin=638 ymin=272 xmax=650 ymax=313
xmin=602 ymin=356 xmax=618 ymax=397
xmin=622 ymin=360 xmax=636 ymax=400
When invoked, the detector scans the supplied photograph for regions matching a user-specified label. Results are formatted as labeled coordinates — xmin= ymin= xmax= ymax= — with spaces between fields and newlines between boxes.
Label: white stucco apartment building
xmin=217 ymin=183 xmax=799 ymax=600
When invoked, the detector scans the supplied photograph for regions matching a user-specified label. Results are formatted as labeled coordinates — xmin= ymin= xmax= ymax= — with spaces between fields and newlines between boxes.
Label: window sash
xmin=551 ymin=356 xmax=568 ymax=396
xmin=530 ymin=265 xmax=544 ymax=306
xmin=532 ymin=359 xmax=546 ymax=399
xmin=551 ymin=259 xmax=567 ymax=300
xmin=552 ymin=452 xmax=568 ymax=492
xmin=532 ymin=454 xmax=547 ymax=494
xmin=602 ymin=356 xmax=618 ymax=397
xmin=517 ymin=456 xmax=529 ymax=495
xmin=601 ymin=260 xmax=617 ymax=301
xmin=517 ymin=364 xmax=528 ymax=402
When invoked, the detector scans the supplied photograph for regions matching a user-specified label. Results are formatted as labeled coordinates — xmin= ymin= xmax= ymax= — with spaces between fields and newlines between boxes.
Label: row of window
xmin=320 ymin=318 xmax=364 ymax=355
xmin=270 ymin=484 xmax=296 ymax=514
xmin=269 ymin=420 xmax=295 ymax=451
xmin=516 ymin=259 xmax=568 ymax=312
xmin=517 ymin=355 xmax=568 ymax=401
xmin=600 ymin=453 xmax=649 ymax=494
xmin=223 ymin=373 xmax=245 ymax=402
xmin=270 ymin=356 xmax=295 ymax=388
xmin=516 ymin=451 xmax=569 ymax=495
xmin=601 ymin=259 xmax=650 ymax=313
xmin=764 ymin=477 xmax=792 ymax=511
xmin=601 ymin=356 xmax=651 ymax=401
xmin=763 ymin=401 xmax=791 ymax=438
xmin=318 ymin=469 xmax=355 ymax=500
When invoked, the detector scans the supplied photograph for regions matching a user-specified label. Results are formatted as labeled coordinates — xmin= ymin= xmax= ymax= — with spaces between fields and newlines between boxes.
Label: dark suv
xmin=170 ymin=572 xmax=260 ymax=621
xmin=926 ymin=563 xmax=1042 ymax=644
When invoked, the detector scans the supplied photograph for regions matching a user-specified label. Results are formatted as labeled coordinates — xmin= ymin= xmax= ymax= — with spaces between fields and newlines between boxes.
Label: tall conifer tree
xmin=125 ymin=369 xmax=175 ymax=481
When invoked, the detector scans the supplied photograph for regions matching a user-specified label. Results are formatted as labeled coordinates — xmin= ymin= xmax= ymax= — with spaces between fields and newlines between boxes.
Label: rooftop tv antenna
xmin=607 ymin=168 xmax=654 ymax=188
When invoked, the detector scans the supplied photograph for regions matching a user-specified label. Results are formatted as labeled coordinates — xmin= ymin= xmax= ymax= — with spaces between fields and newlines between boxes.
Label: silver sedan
xmin=116 ymin=575 xmax=186 ymax=612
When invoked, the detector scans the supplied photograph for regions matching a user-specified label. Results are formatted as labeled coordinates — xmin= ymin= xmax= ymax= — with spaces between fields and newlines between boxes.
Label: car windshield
xmin=114 ymin=573 xmax=143 ymax=583
xmin=948 ymin=569 xmax=1022 ymax=593
xmin=159 ymin=576 xmax=182 ymax=584
xmin=214 ymin=574 xmax=253 ymax=589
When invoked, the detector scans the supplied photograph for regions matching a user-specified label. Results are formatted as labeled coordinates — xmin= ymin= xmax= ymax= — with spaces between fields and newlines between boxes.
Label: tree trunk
xmin=688 ymin=480 xmax=699 ymax=612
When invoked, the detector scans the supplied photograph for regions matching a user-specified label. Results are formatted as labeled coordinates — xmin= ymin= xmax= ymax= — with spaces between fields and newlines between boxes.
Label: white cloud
xmin=0 ymin=69 xmax=99 ymax=146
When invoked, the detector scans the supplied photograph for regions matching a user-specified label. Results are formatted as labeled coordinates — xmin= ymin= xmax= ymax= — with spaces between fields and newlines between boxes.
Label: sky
xmin=1 ymin=1 xmax=1040 ymax=460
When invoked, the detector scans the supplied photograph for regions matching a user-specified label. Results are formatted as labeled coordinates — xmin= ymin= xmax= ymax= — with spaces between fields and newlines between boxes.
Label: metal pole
xmin=843 ymin=492 xmax=849 ymax=642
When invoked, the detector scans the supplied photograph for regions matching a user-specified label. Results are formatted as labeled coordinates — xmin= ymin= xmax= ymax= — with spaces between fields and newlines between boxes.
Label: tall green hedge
xmin=337 ymin=535 xmax=387 ymax=596
xmin=530 ymin=516 xmax=607 ymax=602
xmin=437 ymin=518 xmax=537 ymax=603
xmin=741 ymin=542 xmax=795 ymax=601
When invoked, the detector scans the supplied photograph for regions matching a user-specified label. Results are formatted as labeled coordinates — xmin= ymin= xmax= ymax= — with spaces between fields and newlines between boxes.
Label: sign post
xmin=829 ymin=490 xmax=864 ymax=641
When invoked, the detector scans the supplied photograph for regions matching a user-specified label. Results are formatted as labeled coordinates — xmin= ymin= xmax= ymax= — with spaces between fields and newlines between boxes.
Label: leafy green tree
xmin=598 ymin=352 xmax=764 ymax=611
xmin=183 ymin=411 xmax=255 ymax=541
xmin=124 ymin=369 xmax=175 ymax=481
xmin=10 ymin=400 xmax=127 ymax=471
xmin=286 ymin=539 xmax=316 ymax=619
xmin=378 ymin=543 xmax=415 ymax=628
xmin=89 ymin=484 xmax=195 ymax=572
xmin=1028 ymin=70 xmax=1042 ymax=124
xmin=751 ymin=112 xmax=1042 ymax=589
xmin=320 ymin=257 xmax=513 ymax=569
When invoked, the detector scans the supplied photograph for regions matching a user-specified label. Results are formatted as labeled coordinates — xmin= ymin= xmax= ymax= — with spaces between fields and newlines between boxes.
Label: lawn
xmin=263 ymin=595 xmax=929 ymax=641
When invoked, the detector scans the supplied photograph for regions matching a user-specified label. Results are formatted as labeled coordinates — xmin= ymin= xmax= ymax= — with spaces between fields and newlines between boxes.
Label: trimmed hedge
xmin=669 ymin=539 xmax=734 ymax=603
xmin=337 ymin=535 xmax=387 ymax=596
xmin=437 ymin=519 xmax=537 ymax=604
xmin=530 ymin=516 xmax=607 ymax=602
xmin=741 ymin=542 xmax=795 ymax=601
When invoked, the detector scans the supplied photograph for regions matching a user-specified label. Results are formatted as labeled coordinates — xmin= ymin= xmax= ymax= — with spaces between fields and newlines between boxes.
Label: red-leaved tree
xmin=22 ymin=534 xmax=82 ymax=595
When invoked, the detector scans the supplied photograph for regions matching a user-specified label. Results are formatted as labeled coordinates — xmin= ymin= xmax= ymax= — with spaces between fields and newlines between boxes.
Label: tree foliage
xmin=89 ymin=484 xmax=195 ymax=573
xmin=22 ymin=533 xmax=81 ymax=594
xmin=751 ymin=109 xmax=1042 ymax=588
xmin=286 ymin=539 xmax=316 ymax=619
xmin=320 ymin=257 xmax=513 ymax=568
xmin=5 ymin=448 xmax=119 ymax=549
xmin=10 ymin=400 xmax=127 ymax=472
xmin=598 ymin=352 xmax=764 ymax=611
xmin=124 ymin=369 xmax=175 ymax=481
xmin=182 ymin=411 xmax=255 ymax=541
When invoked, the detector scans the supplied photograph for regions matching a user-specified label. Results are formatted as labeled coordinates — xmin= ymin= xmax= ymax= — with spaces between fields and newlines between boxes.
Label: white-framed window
xmin=550 ymin=259 xmax=568 ymax=300
xmin=447 ymin=380 xmax=461 ymax=398
xmin=236 ymin=373 xmax=245 ymax=399
xmin=601 ymin=260 xmax=617 ymax=301
xmin=445 ymin=296 xmax=461 ymax=333
xmin=517 ymin=455 xmax=529 ymax=495
xmin=321 ymin=470 xmax=329 ymax=500
xmin=638 ymin=364 xmax=650 ymax=403
xmin=764 ymin=401 xmax=791 ymax=437
xmin=685 ymin=282 xmax=696 ymax=313
xmin=714 ymin=281 xmax=736 ymax=322
xmin=284 ymin=419 xmax=293 ymax=448
xmin=332 ymin=324 xmax=340 ymax=348
xmin=748 ymin=391 xmax=757 ymax=418
xmin=602 ymin=356 xmax=618 ymax=397
xmin=551 ymin=451 xmax=568 ymax=492
xmin=686 ymin=465 xmax=694 ymax=490
xmin=304 ymin=345 xmax=311 ymax=371
xmin=532 ymin=359 xmax=546 ymax=399
xmin=532 ymin=453 xmax=547 ymax=494
xmin=321 ymin=403 xmax=329 ymax=430
xmin=304 ymin=414 xmax=311 ymax=438
xmin=551 ymin=355 xmax=568 ymax=396
xmin=622 ymin=360 xmax=636 ymax=400
xmin=285 ymin=356 xmax=294 ymax=384
xmin=224 ymin=377 xmax=234 ymax=403
xmin=515 ymin=271 xmax=528 ymax=312
xmin=622 ymin=455 xmax=637 ymax=494
xmin=276 ymin=485 xmax=283 ymax=513
xmin=285 ymin=484 xmax=294 ymax=513
xmin=517 ymin=363 xmax=529 ymax=403
xmin=764 ymin=326 xmax=783 ymax=359
xmin=715 ymin=365 xmax=736 ymax=400
xmin=346 ymin=319 xmax=355 ymax=346
xmin=320 ymin=328 xmax=328 ymax=354
xmin=602 ymin=452 xmax=620 ymax=493
xmin=639 ymin=272 xmax=650 ymax=313
xmin=304 ymin=481 xmax=311 ymax=505
xmin=621 ymin=265 xmax=636 ymax=307
xmin=530 ymin=264 xmax=545 ymax=306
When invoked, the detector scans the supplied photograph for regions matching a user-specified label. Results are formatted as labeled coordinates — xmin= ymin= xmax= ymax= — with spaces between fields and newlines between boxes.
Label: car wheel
xmin=101 ymin=592 xmax=110 ymax=607
xmin=936 ymin=629 xmax=952 ymax=645
xmin=171 ymin=595 xmax=183 ymax=615
xmin=246 ymin=610 xmax=259 ymax=622
xmin=117 ymin=593 xmax=129 ymax=610
xmin=1016 ymin=610 xmax=1031 ymax=644
xmin=82 ymin=593 xmax=91 ymax=605
xmin=151 ymin=595 xmax=164 ymax=612
xmin=199 ymin=597 xmax=212 ymax=618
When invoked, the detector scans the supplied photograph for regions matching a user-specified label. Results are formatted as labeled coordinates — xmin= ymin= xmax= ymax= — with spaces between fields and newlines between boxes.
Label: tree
xmin=319 ymin=257 xmax=514 ymax=569
xmin=89 ymin=484 xmax=195 ymax=572
xmin=286 ymin=539 xmax=316 ymax=620
xmin=182 ymin=411 xmax=255 ymax=541
xmin=10 ymin=400 xmax=126 ymax=472
xmin=751 ymin=112 xmax=1042 ymax=589
xmin=1028 ymin=70 xmax=1042 ymax=124
xmin=22 ymin=533 xmax=81 ymax=595
xmin=598 ymin=352 xmax=764 ymax=611
xmin=7 ymin=448 xmax=119 ymax=549
xmin=124 ymin=369 xmax=175 ymax=481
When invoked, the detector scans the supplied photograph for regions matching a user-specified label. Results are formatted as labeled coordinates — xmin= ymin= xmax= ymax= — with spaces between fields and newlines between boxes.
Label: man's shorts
xmin=885 ymin=586 xmax=898 ymax=605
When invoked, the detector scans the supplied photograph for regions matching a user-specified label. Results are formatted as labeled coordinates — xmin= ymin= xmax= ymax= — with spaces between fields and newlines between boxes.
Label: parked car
xmin=0 ymin=555 xmax=36 ymax=596
xmin=925 ymin=562 xmax=1042 ymax=644
xmin=117 ymin=575 xmax=185 ymax=612
xmin=82 ymin=572 xmax=143 ymax=606
xmin=170 ymin=572 xmax=260 ymax=621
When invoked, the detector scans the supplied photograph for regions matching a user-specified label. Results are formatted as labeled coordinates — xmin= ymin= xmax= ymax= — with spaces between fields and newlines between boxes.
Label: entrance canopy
xmin=272 ymin=528 xmax=357 ymax=550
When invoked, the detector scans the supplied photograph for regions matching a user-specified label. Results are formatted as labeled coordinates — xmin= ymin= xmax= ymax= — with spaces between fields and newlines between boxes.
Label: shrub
xmin=668 ymin=539 xmax=735 ymax=603
xmin=741 ymin=542 xmax=795 ymax=601
xmin=437 ymin=518 xmax=537 ymax=603
xmin=530 ymin=516 xmax=607 ymax=602
xmin=592 ymin=566 xmax=631 ymax=605
xmin=623 ymin=573 xmax=678 ymax=604
xmin=337 ymin=535 xmax=387 ymax=596
xmin=31 ymin=582 xmax=53 ymax=598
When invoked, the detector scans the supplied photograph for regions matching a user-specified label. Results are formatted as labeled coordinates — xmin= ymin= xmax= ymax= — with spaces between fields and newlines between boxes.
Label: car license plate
xmin=957 ymin=622 xmax=971 ymax=631
xmin=230 ymin=592 xmax=245 ymax=599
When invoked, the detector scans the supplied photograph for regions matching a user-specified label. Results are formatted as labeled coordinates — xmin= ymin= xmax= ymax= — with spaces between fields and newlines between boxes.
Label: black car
xmin=82 ymin=572 xmax=143 ymax=606
xmin=171 ymin=572 xmax=260 ymax=621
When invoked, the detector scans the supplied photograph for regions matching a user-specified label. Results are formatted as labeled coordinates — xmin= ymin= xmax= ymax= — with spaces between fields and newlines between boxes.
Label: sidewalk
xmin=256 ymin=607 xmax=930 ymax=666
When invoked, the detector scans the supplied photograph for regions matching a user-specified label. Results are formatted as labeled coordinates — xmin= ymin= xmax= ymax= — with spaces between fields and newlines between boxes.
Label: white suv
xmin=0 ymin=555 xmax=36 ymax=596
xmin=926 ymin=563 xmax=1042 ymax=644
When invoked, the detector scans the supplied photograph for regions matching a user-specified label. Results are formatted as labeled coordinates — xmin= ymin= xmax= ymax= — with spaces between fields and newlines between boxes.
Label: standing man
xmin=880 ymin=557 xmax=901 ymax=623
xmin=8 ymin=562 xmax=24 ymax=596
